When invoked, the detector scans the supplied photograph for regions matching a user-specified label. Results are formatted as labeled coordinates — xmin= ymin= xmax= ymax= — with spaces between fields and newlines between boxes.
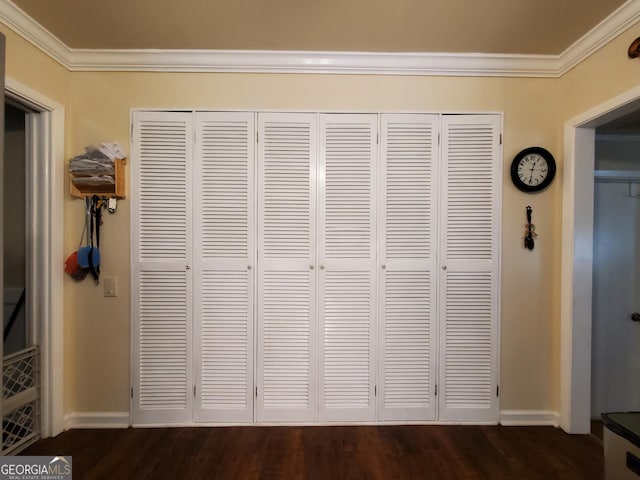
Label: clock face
xmin=510 ymin=147 xmax=556 ymax=193
xmin=516 ymin=153 xmax=549 ymax=187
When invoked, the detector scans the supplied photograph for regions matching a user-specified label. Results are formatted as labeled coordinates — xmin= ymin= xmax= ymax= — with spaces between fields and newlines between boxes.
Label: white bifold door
xmin=132 ymin=110 xmax=500 ymax=425
xmin=256 ymin=113 xmax=377 ymax=422
xmin=438 ymin=115 xmax=501 ymax=422
xmin=131 ymin=112 xmax=194 ymax=425
xmin=132 ymin=111 xmax=255 ymax=425
xmin=192 ymin=112 xmax=255 ymax=423
xmin=317 ymin=114 xmax=377 ymax=422
xmin=256 ymin=112 xmax=318 ymax=422
xmin=378 ymin=114 xmax=439 ymax=421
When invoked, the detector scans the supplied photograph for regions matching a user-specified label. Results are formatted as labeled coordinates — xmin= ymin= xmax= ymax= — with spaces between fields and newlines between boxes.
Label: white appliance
xmin=603 ymin=412 xmax=640 ymax=479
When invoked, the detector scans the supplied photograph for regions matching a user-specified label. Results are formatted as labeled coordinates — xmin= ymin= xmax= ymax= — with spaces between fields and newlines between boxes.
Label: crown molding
xmin=0 ymin=0 xmax=638 ymax=76
xmin=558 ymin=0 xmax=640 ymax=75
xmin=66 ymin=49 xmax=563 ymax=77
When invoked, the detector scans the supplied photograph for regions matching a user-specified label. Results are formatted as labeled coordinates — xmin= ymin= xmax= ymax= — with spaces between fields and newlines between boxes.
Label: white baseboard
xmin=64 ymin=412 xmax=130 ymax=430
xmin=500 ymin=410 xmax=560 ymax=427
xmin=64 ymin=410 xmax=559 ymax=429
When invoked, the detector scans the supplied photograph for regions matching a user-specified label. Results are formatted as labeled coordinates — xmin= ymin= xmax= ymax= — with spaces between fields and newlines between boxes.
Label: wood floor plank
xmin=21 ymin=425 xmax=603 ymax=479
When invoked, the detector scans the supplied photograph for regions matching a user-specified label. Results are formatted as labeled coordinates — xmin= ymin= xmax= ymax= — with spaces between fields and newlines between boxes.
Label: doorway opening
xmin=562 ymin=85 xmax=640 ymax=434
xmin=1 ymin=78 xmax=65 ymax=448
xmin=2 ymin=100 xmax=40 ymax=454
xmin=591 ymin=116 xmax=640 ymax=434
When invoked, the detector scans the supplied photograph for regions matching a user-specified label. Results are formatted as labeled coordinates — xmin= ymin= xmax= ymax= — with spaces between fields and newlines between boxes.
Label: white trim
xmin=132 ymin=421 xmax=499 ymax=428
xmin=65 ymin=49 xmax=562 ymax=77
xmin=0 ymin=0 xmax=639 ymax=76
xmin=499 ymin=410 xmax=560 ymax=427
xmin=5 ymin=76 xmax=65 ymax=438
xmin=65 ymin=412 xmax=130 ymax=430
xmin=71 ymin=412 xmax=555 ymax=428
xmin=561 ymin=84 xmax=640 ymax=434
xmin=558 ymin=0 xmax=640 ymax=76
xmin=5 ymin=77 xmax=63 ymax=111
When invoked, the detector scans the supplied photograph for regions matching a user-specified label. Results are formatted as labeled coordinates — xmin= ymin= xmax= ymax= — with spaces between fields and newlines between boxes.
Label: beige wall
xmin=2 ymin=28 xmax=68 ymax=106
xmin=5 ymin=18 xmax=640 ymax=419
xmin=559 ymin=24 xmax=640 ymax=123
xmin=65 ymin=72 xmax=561 ymax=414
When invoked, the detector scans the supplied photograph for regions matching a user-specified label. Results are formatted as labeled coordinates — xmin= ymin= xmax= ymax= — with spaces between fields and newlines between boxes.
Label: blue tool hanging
xmin=77 ymin=196 xmax=102 ymax=284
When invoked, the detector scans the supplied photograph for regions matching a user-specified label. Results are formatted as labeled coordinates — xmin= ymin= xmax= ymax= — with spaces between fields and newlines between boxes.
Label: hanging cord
xmin=78 ymin=205 xmax=88 ymax=251
xmin=524 ymin=205 xmax=537 ymax=250
xmin=93 ymin=196 xmax=102 ymax=279
xmin=87 ymin=197 xmax=100 ymax=284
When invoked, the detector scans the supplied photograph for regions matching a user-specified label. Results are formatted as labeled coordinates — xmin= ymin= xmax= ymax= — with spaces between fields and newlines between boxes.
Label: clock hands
xmin=529 ymin=158 xmax=538 ymax=184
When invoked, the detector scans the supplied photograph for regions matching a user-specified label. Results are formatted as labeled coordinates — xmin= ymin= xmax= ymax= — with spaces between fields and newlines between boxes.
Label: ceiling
xmin=9 ymin=0 xmax=628 ymax=54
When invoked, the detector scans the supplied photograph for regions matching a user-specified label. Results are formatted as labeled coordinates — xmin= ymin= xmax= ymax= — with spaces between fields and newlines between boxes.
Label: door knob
xmin=632 ymin=313 xmax=640 ymax=322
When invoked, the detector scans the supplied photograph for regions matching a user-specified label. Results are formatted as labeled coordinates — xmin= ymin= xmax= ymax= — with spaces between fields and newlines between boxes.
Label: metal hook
xmin=628 ymin=183 xmax=640 ymax=198
xmin=524 ymin=206 xmax=536 ymax=250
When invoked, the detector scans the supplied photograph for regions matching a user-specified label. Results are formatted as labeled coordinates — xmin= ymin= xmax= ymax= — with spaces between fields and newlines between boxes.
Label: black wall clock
xmin=510 ymin=146 xmax=556 ymax=193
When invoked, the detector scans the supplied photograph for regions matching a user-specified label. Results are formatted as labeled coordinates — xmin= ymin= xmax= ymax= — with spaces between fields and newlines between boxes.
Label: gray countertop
xmin=603 ymin=412 xmax=640 ymax=448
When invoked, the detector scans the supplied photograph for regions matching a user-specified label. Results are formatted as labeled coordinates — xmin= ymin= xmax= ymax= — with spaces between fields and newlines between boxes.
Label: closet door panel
xmin=131 ymin=112 xmax=193 ymax=425
xmin=193 ymin=112 xmax=255 ymax=423
xmin=439 ymin=114 xmax=501 ymax=423
xmin=257 ymin=113 xmax=317 ymax=422
xmin=378 ymin=114 xmax=438 ymax=421
xmin=317 ymin=114 xmax=377 ymax=421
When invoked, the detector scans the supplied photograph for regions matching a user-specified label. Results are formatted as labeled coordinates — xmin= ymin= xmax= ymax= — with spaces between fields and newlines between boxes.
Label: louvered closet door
xmin=438 ymin=114 xmax=501 ymax=423
xmin=317 ymin=114 xmax=377 ymax=422
xmin=193 ymin=112 xmax=255 ymax=422
xmin=378 ymin=114 xmax=439 ymax=421
xmin=256 ymin=113 xmax=317 ymax=422
xmin=131 ymin=112 xmax=193 ymax=425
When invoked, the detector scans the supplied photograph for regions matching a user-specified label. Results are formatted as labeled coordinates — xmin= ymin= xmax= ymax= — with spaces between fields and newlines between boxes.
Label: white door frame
xmin=5 ymin=77 xmax=65 ymax=437
xmin=561 ymin=84 xmax=640 ymax=433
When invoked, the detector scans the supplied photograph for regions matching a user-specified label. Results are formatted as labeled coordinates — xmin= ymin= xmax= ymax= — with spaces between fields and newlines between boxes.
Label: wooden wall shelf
xmin=70 ymin=158 xmax=126 ymax=199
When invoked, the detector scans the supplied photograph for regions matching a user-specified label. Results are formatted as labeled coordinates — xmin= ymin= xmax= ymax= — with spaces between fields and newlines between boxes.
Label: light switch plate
xmin=104 ymin=277 xmax=117 ymax=297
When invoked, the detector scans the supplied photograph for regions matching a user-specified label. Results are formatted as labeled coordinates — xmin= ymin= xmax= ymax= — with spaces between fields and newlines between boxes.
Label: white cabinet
xmin=131 ymin=110 xmax=501 ymax=426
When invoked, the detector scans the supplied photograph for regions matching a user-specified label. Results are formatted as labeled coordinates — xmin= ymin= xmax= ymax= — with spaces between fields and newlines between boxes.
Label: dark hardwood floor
xmin=22 ymin=425 xmax=603 ymax=479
